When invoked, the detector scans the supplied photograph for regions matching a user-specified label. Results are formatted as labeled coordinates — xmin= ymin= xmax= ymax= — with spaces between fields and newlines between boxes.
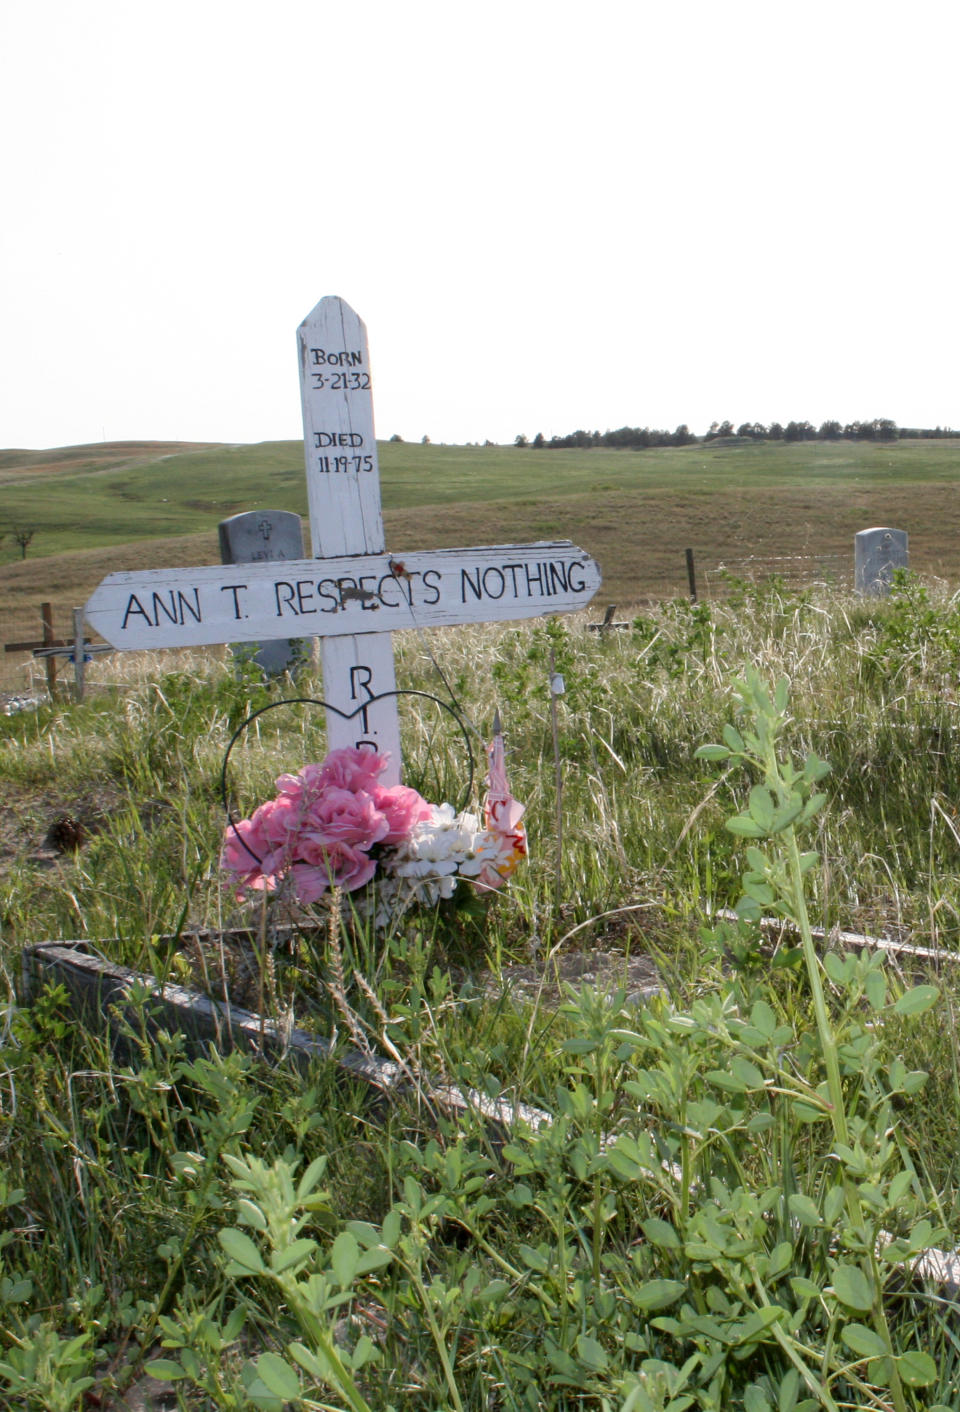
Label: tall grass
xmin=2 ymin=576 xmax=960 ymax=1407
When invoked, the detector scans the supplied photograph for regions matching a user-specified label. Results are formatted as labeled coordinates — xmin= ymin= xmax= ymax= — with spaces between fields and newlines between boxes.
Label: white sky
xmin=2 ymin=0 xmax=957 ymax=450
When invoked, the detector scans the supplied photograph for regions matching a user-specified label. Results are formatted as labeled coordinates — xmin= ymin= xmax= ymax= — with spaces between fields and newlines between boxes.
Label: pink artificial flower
xmin=256 ymin=794 xmax=306 ymax=851
xmin=290 ymin=841 xmax=378 ymax=899
xmin=221 ymin=795 xmax=305 ymax=895
xmin=372 ymin=784 xmax=434 ymax=844
xmin=221 ymin=815 xmax=272 ymax=891
xmin=300 ymin=786 xmax=390 ymax=851
xmin=286 ymin=863 xmax=331 ymax=905
xmin=274 ymin=770 xmax=307 ymax=797
xmin=314 ymin=746 xmax=387 ymax=793
xmin=221 ymin=746 xmax=433 ymax=906
xmin=273 ymin=749 xmax=385 ymax=805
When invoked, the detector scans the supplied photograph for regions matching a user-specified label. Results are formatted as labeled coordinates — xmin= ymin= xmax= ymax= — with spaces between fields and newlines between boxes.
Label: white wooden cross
xmin=85 ymin=297 xmax=601 ymax=784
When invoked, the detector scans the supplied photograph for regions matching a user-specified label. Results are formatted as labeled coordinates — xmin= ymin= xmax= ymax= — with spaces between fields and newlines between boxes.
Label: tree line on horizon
xmin=513 ymin=418 xmax=957 ymax=451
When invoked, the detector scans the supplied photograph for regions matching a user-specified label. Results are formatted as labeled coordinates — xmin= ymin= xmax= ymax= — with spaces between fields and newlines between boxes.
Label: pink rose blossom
xmin=273 ymin=749 xmax=384 ymax=803
xmin=274 ymin=770 xmax=307 ymax=797
xmin=314 ymin=746 xmax=387 ymax=793
xmin=372 ymin=784 xmax=434 ymax=844
xmin=221 ymin=816 xmax=273 ymax=891
xmin=290 ymin=842 xmax=378 ymax=899
xmin=256 ymin=794 xmax=306 ymax=851
xmin=286 ymin=864 xmax=330 ymax=905
xmin=301 ymin=786 xmax=390 ymax=850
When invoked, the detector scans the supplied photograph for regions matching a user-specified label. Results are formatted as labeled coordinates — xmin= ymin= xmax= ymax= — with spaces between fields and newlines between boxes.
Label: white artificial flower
xmin=370 ymin=803 xmax=509 ymax=913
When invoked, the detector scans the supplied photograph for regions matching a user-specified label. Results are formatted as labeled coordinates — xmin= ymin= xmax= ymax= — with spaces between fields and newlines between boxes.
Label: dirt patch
xmin=457 ymin=949 xmax=661 ymax=1008
xmin=0 ymin=785 xmax=123 ymax=877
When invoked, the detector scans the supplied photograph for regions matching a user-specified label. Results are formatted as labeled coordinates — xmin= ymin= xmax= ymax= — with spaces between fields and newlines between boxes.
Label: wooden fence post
xmin=686 ymin=548 xmax=698 ymax=602
xmin=41 ymin=602 xmax=58 ymax=697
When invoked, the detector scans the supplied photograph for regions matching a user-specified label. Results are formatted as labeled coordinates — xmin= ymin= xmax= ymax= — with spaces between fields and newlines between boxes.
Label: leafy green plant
xmin=150 ymin=1150 xmax=393 ymax=1410
xmin=0 ymin=1324 xmax=95 ymax=1412
xmin=696 ymin=669 xmax=945 ymax=1410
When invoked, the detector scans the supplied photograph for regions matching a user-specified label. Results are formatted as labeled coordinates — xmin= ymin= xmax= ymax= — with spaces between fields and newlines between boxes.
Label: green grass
xmin=4 ymin=435 xmax=960 ymax=561
xmin=4 ymin=577 xmax=960 ymax=1406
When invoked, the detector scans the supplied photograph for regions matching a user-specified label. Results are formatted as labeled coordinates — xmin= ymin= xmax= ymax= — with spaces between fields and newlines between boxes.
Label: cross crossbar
xmin=4 ymin=639 xmax=68 ymax=654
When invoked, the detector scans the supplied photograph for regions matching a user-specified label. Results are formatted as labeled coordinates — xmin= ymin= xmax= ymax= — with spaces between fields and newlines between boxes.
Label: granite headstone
xmin=218 ymin=510 xmax=309 ymax=675
xmin=854 ymin=527 xmax=908 ymax=596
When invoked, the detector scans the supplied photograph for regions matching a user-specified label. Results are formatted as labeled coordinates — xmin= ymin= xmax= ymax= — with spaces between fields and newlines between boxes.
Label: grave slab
xmin=19 ymin=939 xmax=553 ymax=1132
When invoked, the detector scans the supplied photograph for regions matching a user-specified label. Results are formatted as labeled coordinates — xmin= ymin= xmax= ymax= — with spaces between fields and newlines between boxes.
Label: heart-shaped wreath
xmin=219 ymin=692 xmax=526 ymax=926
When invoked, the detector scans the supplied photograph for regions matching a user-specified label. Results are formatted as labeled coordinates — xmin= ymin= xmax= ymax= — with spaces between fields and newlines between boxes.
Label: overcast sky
xmin=2 ymin=1 xmax=957 ymax=451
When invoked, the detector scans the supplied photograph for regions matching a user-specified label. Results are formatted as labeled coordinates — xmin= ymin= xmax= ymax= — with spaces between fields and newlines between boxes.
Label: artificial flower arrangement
xmin=221 ymin=732 xmax=527 ymax=926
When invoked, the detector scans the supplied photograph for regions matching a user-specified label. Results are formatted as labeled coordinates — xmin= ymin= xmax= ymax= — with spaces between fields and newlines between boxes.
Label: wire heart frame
xmin=220 ymin=690 xmax=475 ymax=869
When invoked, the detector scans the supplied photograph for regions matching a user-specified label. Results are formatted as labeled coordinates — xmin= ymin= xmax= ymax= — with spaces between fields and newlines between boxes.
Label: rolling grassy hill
xmin=2 ymin=436 xmax=959 ymax=688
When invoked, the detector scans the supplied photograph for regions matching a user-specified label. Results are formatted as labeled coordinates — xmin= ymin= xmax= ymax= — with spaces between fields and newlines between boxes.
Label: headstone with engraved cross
xmin=218 ymin=508 xmax=309 ymax=676
xmin=854 ymin=526 xmax=908 ymax=596
xmin=84 ymin=297 xmax=602 ymax=785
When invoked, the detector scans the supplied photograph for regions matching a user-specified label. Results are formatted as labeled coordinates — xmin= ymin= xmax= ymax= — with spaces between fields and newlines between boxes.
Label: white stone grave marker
xmin=85 ymin=297 xmax=602 ymax=784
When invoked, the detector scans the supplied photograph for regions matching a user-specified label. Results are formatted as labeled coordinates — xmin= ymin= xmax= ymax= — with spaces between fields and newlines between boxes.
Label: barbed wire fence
xmin=702 ymin=551 xmax=851 ymax=600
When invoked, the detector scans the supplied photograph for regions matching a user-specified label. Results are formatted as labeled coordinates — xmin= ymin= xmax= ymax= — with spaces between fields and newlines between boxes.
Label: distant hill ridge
xmin=0 ymin=441 xmax=227 ymax=477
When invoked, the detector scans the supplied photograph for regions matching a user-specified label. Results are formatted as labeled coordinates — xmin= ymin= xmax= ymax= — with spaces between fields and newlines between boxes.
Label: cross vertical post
xmin=41 ymin=603 xmax=58 ymax=696
xmin=72 ymin=608 xmax=86 ymax=702
xmin=297 ymin=297 xmax=402 ymax=784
